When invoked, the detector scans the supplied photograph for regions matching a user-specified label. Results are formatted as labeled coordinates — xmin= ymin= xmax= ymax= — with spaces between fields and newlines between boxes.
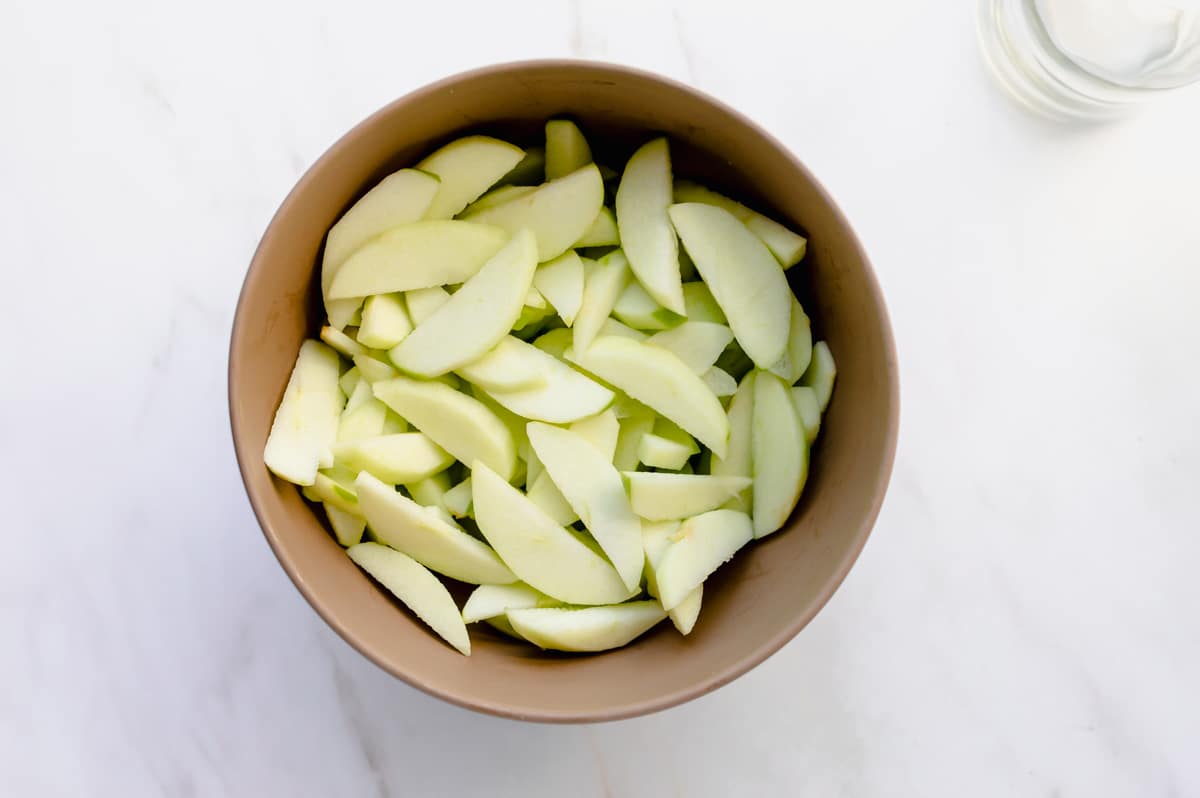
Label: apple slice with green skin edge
xmin=462 ymin=582 xmax=559 ymax=624
xmin=646 ymin=322 xmax=734 ymax=375
xmin=328 ymin=221 xmax=508 ymax=300
xmin=442 ymin=477 xmax=473 ymax=518
xmin=469 ymin=338 xmax=613 ymax=424
xmin=347 ymin=542 xmax=472 ymax=656
xmin=641 ymin=520 xmax=703 ymax=635
xmin=533 ymin=251 xmax=585 ymax=326
xmin=612 ymin=280 xmax=683 ymax=331
xmin=405 ymin=470 xmax=452 ymax=510
xmin=319 ymin=325 xmax=365 ymax=360
xmin=767 ymin=296 xmax=813 ymax=383
xmin=507 ymin=602 xmax=666 ymax=652
xmin=791 ymin=386 xmax=822 ymax=444
xmin=335 ymin=391 xmax=387 ymax=445
xmin=613 ymin=408 xmax=655 ymax=472
xmin=625 ymin=472 xmax=753 ymax=521
xmin=572 ymin=250 xmax=631 ymax=353
xmin=573 ymin=206 xmax=620 ymax=248
xmin=655 ymin=508 xmax=753 ymax=611
xmin=527 ymin=422 xmax=644 ymax=592
xmin=669 ymin=202 xmax=792 ymax=369
xmin=321 ymin=169 xmax=440 ymax=330
xmin=568 ymin=335 xmax=728 ymax=458
xmin=544 ymin=119 xmax=592 ymax=180
xmin=702 ymin=367 xmax=737 ymax=398
xmin=357 ymin=293 xmax=413 ymax=350
xmin=264 ymin=340 xmax=344 ymax=486
xmin=324 ymin=503 xmax=365 ymax=547
xmin=332 ymin=433 xmax=455 ymax=485
xmin=388 ymin=229 xmax=537 ymax=377
xmin=461 ymin=184 xmax=535 ymax=216
xmin=711 ymin=371 xmax=755 ymax=512
xmin=569 ymin=409 xmax=620 ymax=462
xmin=471 ymin=461 xmax=633 ymax=606
xmin=303 ymin=471 xmax=361 ymax=516
xmin=356 ymin=472 xmax=513 ymax=585
xmin=616 ymin=138 xmax=684 ymax=314
xmin=751 ymin=370 xmax=808 ymax=538
xmin=462 ymin=164 xmax=604 ymax=261
xmin=404 ymin=286 xmax=451 ymax=324
xmin=526 ymin=471 xmax=578 ymax=526
xmin=417 ymin=135 xmax=525 ymax=220
xmin=455 ymin=336 xmax=548 ymax=393
xmin=372 ymin=376 xmax=516 ymax=480
xmin=637 ymin=433 xmax=693 ymax=470
xmin=339 ymin=367 xmax=361 ymax=400
xmin=673 ymin=180 xmax=807 ymax=268
xmin=682 ymin=281 xmax=726 ymax=324
xmin=799 ymin=341 xmax=837 ymax=411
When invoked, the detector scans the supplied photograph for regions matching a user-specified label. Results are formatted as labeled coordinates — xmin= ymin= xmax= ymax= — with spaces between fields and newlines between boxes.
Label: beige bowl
xmin=229 ymin=60 xmax=899 ymax=723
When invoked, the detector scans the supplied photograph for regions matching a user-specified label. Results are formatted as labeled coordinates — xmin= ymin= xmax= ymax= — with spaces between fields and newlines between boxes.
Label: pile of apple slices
xmin=263 ymin=121 xmax=836 ymax=655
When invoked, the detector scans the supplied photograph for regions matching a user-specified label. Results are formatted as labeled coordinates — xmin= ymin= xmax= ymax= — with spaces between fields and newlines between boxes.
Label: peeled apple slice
xmin=646 ymin=322 xmax=734 ymax=375
xmin=751 ymin=371 xmax=808 ymax=538
xmin=526 ymin=470 xmax=578 ymax=526
xmin=461 ymin=184 xmax=535 ymax=216
xmin=569 ymin=409 xmax=620 ymax=462
xmin=767 ymin=296 xmax=813 ymax=383
xmin=612 ymin=280 xmax=683 ymax=331
xmin=573 ymin=250 xmax=631 ymax=353
xmin=406 ymin=471 xmax=452 ymax=510
xmin=319 ymin=325 xmax=365 ymax=360
xmin=682 ymin=282 xmax=726 ymax=324
xmin=264 ymin=340 xmax=344 ymax=486
xmin=613 ymin=409 xmax=655 ymax=472
xmin=456 ymin=336 xmax=548 ymax=393
xmin=791 ymin=386 xmax=822 ymax=443
xmin=336 ymin=384 xmax=386 ymax=443
xmin=641 ymin=520 xmax=702 ymax=635
xmin=388 ymin=229 xmax=538 ymax=377
xmin=800 ymin=341 xmax=837 ymax=411
xmin=418 ymin=135 xmax=525 ymax=219
xmin=615 ymin=138 xmax=684 ymax=314
xmin=669 ymin=202 xmax=792 ymax=369
xmin=332 ymin=433 xmax=454 ymax=485
xmin=325 ymin=503 xmax=365 ymax=547
xmin=404 ymin=286 xmax=451 ymax=324
xmin=533 ymin=251 xmax=585 ymax=326
xmin=544 ymin=119 xmax=592 ymax=180
xmin=507 ymin=602 xmax=666 ymax=652
xmin=462 ymin=582 xmax=555 ymax=623
xmin=304 ymin=471 xmax=360 ymax=516
xmin=574 ymin=207 xmax=620 ymax=248
xmin=711 ymin=371 xmax=755 ymax=512
xmin=625 ymin=473 xmax=753 ymax=521
xmin=328 ymin=221 xmax=507 ymax=300
xmin=702 ymin=367 xmax=737 ymax=398
xmin=674 ymin=180 xmax=808 ymax=268
xmin=356 ymin=472 xmax=514 ymax=585
xmin=347 ymin=542 xmax=471 ymax=656
xmin=357 ymin=293 xmax=413 ymax=350
xmin=472 ymin=338 xmax=614 ymax=424
xmin=655 ymin=508 xmax=753 ymax=611
xmin=442 ymin=477 xmax=473 ymax=518
xmin=637 ymin=432 xmax=694 ymax=471
xmin=471 ymin=461 xmax=632 ymax=605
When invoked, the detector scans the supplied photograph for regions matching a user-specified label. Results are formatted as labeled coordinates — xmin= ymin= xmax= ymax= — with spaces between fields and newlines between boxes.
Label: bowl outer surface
xmin=229 ymin=60 xmax=899 ymax=723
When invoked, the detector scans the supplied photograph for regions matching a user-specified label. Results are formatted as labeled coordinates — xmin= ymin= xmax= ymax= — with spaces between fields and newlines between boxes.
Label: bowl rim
xmin=229 ymin=58 xmax=900 ymax=723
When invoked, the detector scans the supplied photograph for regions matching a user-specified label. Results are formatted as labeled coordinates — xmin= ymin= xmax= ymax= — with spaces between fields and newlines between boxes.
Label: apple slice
xmin=339 ymin=367 xmax=361 ymax=400
xmin=612 ymin=280 xmax=683 ymax=331
xmin=569 ymin=409 xmax=619 ymax=462
xmin=319 ymin=325 xmax=365 ymax=359
xmin=356 ymin=472 xmax=513 ymax=584
xmin=471 ymin=338 xmax=613 ymax=424
xmin=682 ymin=281 xmax=726 ymax=324
xmin=767 ymin=296 xmax=813 ymax=383
xmin=405 ymin=471 xmax=452 ymax=510
xmin=462 ymin=184 xmax=535 ymax=216
xmin=615 ymin=138 xmax=684 ymax=314
xmin=404 ymin=286 xmax=451 ymax=324
xmin=525 ymin=471 xmax=578 ymax=526
xmin=600 ymin=317 xmax=647 ymax=342
xmin=800 ymin=341 xmax=837 ymax=411
xmin=641 ymin=520 xmax=703 ymax=635
xmin=674 ymin=180 xmax=808 ymax=268
xmin=499 ymin=145 xmax=545 ymax=186
xmin=544 ymin=119 xmax=592 ymax=180
xmin=568 ymin=335 xmax=729 ymax=458
xmin=791 ymin=386 xmax=821 ymax=444
xmin=264 ymin=340 xmax=344 ymax=486
xmin=638 ymin=433 xmax=693 ymax=471
xmin=303 ymin=471 xmax=360 ymax=516
xmin=442 ymin=477 xmax=473 ymax=518
xmin=572 ymin=250 xmax=631 ymax=353
xmin=357 ymin=293 xmax=413 ymax=350
xmin=711 ymin=371 xmax=755 ymax=512
xmin=321 ymin=169 xmax=441 ymax=330
xmin=332 ymin=433 xmax=454 ymax=485
xmin=702 ymin=367 xmax=737 ymax=398
xmin=533 ymin=251 xmax=585 ymax=326
xmin=527 ymin=422 xmax=644 ymax=592
xmin=532 ymin=328 xmax=572 ymax=358
xmin=335 ymin=389 xmax=387 ymax=445
xmin=347 ymin=542 xmax=471 ymax=656
xmin=417 ymin=135 xmax=525 ymax=219
xmin=462 ymin=582 xmax=556 ymax=623
xmin=328 ymin=221 xmax=507 ymax=300
xmin=625 ymin=473 xmax=753 ymax=521
xmin=669 ymin=203 xmax=792 ymax=368
xmin=646 ymin=322 xmax=734 ymax=375
xmin=324 ymin=503 xmax=365 ymax=547
xmin=655 ymin=508 xmax=753 ymax=611
xmin=372 ymin=376 xmax=516 ymax=480
xmin=751 ymin=371 xmax=808 ymax=538
xmin=507 ymin=602 xmax=666 ymax=652
xmin=455 ymin=336 xmax=548 ymax=393
xmin=471 ymin=461 xmax=632 ymax=605
xmin=613 ymin=408 xmax=655 ymax=472
xmin=388 ymin=229 xmax=538 ymax=377
xmin=573 ymin=207 xmax=620 ymax=248
xmin=462 ymin=164 xmax=604 ymax=261
xmin=353 ymin=352 xmax=397 ymax=383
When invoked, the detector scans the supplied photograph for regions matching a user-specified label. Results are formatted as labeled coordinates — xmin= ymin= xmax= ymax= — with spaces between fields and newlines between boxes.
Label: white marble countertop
xmin=4 ymin=0 xmax=1199 ymax=795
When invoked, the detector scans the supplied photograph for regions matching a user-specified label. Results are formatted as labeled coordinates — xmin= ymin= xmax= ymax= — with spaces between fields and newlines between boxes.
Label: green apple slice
xmin=304 ymin=471 xmax=360 ymax=516
xmin=471 ymin=461 xmax=632 ymax=605
xmin=767 ymin=296 xmax=813 ymax=383
xmin=389 ymin=229 xmax=538 ymax=377
xmin=544 ymin=119 xmax=592 ymax=180
xmin=572 ymin=250 xmax=631 ymax=353
xmin=328 ymin=221 xmax=507 ymax=300
xmin=356 ymin=472 xmax=513 ymax=585
xmin=645 ymin=322 xmax=734 ymax=375
xmin=711 ymin=371 xmax=755 ymax=512
xmin=573 ymin=206 xmax=620 ymax=248
xmin=641 ymin=520 xmax=703 ymax=635
xmin=462 ymin=164 xmax=604 ymax=261
xmin=614 ymin=408 xmax=655 ymax=472
xmin=682 ymin=281 xmax=726 ymax=324
xmin=674 ymin=180 xmax=807 ymax=268
xmin=791 ymin=386 xmax=821 ymax=444
xmin=319 ymin=325 xmax=365 ymax=359
xmin=799 ymin=341 xmax=837 ymax=411
xmin=442 ymin=477 xmax=473 ymax=518
xmin=507 ymin=602 xmax=666 ymax=652
xmin=568 ymin=335 xmax=729 ymax=457
xmin=527 ymin=422 xmax=644 ymax=592
xmin=332 ymin=433 xmax=454 ymax=485
xmin=405 ymin=470 xmax=452 ymax=510
xmin=347 ymin=542 xmax=471 ymax=655
xmin=702 ymin=367 xmax=737 ymax=398
xmin=669 ymin=202 xmax=792 ymax=368
xmin=533 ymin=251 xmax=585 ymax=326
xmin=417 ymin=135 xmax=525 ymax=219
xmin=324 ymin=503 xmax=365 ymax=547
xmin=404 ymin=286 xmax=451 ymax=324
xmin=461 ymin=184 xmax=535 ymax=216
xmin=462 ymin=582 xmax=556 ymax=623
xmin=612 ymin=280 xmax=684 ymax=331
xmin=335 ymin=390 xmax=387 ymax=445
xmin=372 ymin=376 xmax=516 ymax=480
xmin=625 ymin=473 xmax=753 ymax=521
xmin=321 ymin=169 xmax=440 ymax=329
xmin=569 ymin=409 xmax=619 ymax=462
xmin=615 ymin=138 xmax=684 ymax=314
xmin=357 ymin=293 xmax=413 ymax=350
xmin=485 ymin=616 xmax=524 ymax=639
xmin=455 ymin=336 xmax=548 ymax=393
xmin=751 ymin=371 xmax=808 ymax=538
xmin=352 ymin=352 xmax=397 ymax=383
xmin=471 ymin=338 xmax=613 ymax=424
xmin=637 ymin=433 xmax=693 ymax=470
xmin=655 ymin=508 xmax=753 ymax=611
xmin=264 ymin=340 xmax=344 ymax=486
xmin=526 ymin=470 xmax=578 ymax=526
